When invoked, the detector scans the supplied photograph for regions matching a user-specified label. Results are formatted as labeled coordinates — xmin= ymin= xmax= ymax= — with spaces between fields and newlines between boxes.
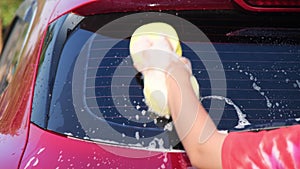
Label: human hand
xmin=130 ymin=34 xmax=196 ymax=117
xmin=131 ymin=35 xmax=192 ymax=82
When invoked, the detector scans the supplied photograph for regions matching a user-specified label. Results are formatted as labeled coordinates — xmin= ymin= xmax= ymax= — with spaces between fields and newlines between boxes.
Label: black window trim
xmin=31 ymin=14 xmax=84 ymax=128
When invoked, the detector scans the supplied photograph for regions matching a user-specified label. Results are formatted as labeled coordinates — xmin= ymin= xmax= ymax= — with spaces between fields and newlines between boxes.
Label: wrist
xmin=166 ymin=73 xmax=199 ymax=117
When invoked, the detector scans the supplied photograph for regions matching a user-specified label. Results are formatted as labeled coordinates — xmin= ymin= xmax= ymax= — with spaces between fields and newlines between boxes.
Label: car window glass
xmin=47 ymin=15 xmax=180 ymax=150
xmin=46 ymin=12 xmax=300 ymax=150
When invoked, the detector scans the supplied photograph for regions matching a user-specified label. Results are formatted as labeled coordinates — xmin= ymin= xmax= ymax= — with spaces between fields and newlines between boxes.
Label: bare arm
xmin=166 ymin=58 xmax=227 ymax=169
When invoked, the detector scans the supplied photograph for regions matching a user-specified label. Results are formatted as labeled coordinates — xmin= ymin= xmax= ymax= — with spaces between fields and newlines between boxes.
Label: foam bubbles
xmin=234 ymin=64 xmax=274 ymax=109
xmin=135 ymin=131 xmax=140 ymax=140
xmin=201 ymin=95 xmax=251 ymax=129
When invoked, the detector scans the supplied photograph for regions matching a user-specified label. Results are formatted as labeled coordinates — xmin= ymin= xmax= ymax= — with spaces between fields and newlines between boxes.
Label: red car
xmin=0 ymin=0 xmax=300 ymax=168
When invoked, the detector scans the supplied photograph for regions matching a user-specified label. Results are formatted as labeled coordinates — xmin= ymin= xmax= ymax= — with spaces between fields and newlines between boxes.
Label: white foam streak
xmin=201 ymin=95 xmax=251 ymax=129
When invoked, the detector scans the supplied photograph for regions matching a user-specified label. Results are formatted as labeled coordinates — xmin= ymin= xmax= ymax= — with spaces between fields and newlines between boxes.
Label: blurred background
xmin=0 ymin=0 xmax=22 ymax=53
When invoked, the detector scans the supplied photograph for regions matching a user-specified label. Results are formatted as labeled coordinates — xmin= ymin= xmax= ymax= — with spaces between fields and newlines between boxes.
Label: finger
xmin=151 ymin=36 xmax=174 ymax=52
xmin=141 ymin=49 xmax=174 ymax=68
xmin=158 ymin=36 xmax=174 ymax=51
xmin=180 ymin=57 xmax=189 ymax=65
xmin=133 ymin=63 xmax=144 ymax=72
xmin=180 ymin=57 xmax=192 ymax=73
xmin=131 ymin=35 xmax=153 ymax=55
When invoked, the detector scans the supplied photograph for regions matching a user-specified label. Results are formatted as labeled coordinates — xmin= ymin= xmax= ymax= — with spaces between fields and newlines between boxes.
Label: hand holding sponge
xmin=129 ymin=22 xmax=200 ymax=117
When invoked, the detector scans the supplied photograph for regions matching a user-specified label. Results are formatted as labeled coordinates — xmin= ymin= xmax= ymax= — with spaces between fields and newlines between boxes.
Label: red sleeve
xmin=222 ymin=125 xmax=300 ymax=169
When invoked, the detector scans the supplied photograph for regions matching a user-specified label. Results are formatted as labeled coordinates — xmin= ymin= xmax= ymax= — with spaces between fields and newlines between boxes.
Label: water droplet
xmin=252 ymin=82 xmax=261 ymax=91
xmin=135 ymin=132 xmax=140 ymax=140
xmin=285 ymin=78 xmax=290 ymax=83
xmin=141 ymin=110 xmax=146 ymax=116
xmin=163 ymin=122 xmax=172 ymax=131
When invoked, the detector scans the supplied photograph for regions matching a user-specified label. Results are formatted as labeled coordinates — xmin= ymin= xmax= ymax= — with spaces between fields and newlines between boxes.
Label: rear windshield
xmin=44 ymin=11 xmax=300 ymax=150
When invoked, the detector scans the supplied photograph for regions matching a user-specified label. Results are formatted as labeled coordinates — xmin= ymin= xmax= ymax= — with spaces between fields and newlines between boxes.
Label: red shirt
xmin=222 ymin=125 xmax=300 ymax=169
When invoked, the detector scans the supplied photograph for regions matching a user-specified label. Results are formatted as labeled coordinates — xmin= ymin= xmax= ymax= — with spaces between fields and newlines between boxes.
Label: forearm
xmin=167 ymin=76 xmax=227 ymax=169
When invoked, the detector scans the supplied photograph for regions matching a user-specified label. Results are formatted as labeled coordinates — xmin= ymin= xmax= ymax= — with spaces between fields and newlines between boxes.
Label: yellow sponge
xmin=130 ymin=22 xmax=200 ymax=117
xmin=129 ymin=22 xmax=182 ymax=60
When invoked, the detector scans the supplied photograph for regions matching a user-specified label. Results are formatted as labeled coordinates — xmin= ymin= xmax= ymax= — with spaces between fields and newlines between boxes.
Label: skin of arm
xmin=166 ymin=59 xmax=227 ymax=169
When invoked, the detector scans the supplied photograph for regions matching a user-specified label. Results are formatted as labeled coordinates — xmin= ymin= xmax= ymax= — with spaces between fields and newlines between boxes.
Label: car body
xmin=0 ymin=0 xmax=300 ymax=168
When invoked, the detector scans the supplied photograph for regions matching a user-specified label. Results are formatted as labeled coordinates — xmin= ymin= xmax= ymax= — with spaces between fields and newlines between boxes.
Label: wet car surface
xmin=0 ymin=0 xmax=300 ymax=168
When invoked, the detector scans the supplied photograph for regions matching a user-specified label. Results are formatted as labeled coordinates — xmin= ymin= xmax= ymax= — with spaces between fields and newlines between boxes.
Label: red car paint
xmin=20 ymin=124 xmax=190 ymax=168
xmin=0 ymin=0 xmax=299 ymax=168
xmin=1 ymin=0 xmax=191 ymax=168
